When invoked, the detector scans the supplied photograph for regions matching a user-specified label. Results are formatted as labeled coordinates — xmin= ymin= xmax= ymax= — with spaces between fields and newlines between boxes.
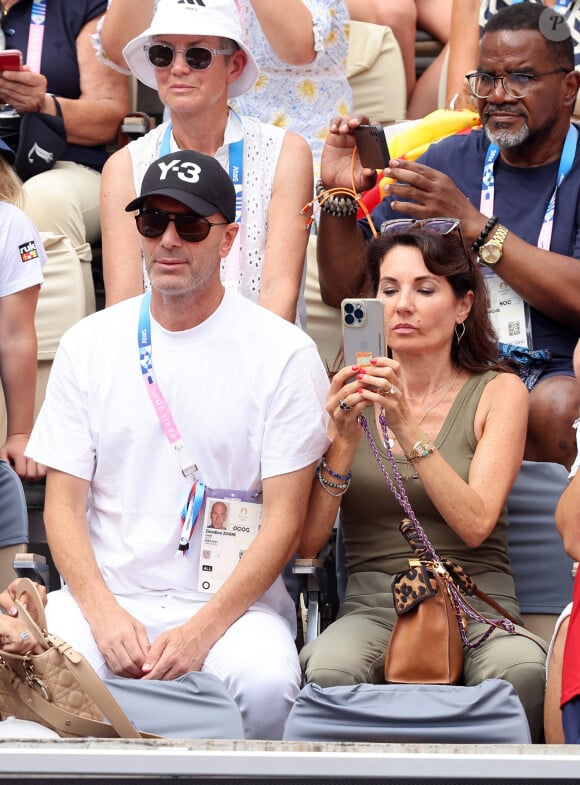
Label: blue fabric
xmin=283 ymin=680 xmax=531 ymax=743
xmin=563 ymin=694 xmax=580 ymax=743
xmin=361 ymin=128 xmax=580 ymax=371
xmin=2 ymin=0 xmax=108 ymax=171
xmin=0 ymin=460 xmax=28 ymax=547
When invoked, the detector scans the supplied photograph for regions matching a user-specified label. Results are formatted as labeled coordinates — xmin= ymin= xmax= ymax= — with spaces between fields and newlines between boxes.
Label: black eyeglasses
xmin=466 ymin=69 xmax=569 ymax=99
xmin=135 ymin=210 xmax=228 ymax=242
xmin=380 ymin=218 xmax=461 ymax=236
xmin=145 ymin=43 xmax=235 ymax=70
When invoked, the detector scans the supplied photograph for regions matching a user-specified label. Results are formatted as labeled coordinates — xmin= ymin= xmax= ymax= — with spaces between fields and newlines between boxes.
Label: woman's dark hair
xmin=366 ymin=227 xmax=503 ymax=374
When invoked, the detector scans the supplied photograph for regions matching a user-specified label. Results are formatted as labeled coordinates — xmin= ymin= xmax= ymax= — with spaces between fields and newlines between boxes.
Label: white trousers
xmin=46 ymin=587 xmax=300 ymax=740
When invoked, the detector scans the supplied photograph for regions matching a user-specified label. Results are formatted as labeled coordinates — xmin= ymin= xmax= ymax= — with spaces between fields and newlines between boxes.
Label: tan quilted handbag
xmin=0 ymin=578 xmax=156 ymax=738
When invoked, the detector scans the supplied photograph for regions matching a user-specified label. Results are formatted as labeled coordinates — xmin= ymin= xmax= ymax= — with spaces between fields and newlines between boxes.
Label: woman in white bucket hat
xmin=100 ymin=0 xmax=313 ymax=326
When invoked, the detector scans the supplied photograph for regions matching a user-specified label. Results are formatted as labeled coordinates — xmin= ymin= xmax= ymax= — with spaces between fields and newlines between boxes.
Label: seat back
xmin=0 ymin=460 xmax=29 ymax=585
xmin=507 ymin=460 xmax=573 ymax=643
xmin=346 ymin=20 xmax=406 ymax=125
xmin=283 ymin=679 xmax=531 ymax=743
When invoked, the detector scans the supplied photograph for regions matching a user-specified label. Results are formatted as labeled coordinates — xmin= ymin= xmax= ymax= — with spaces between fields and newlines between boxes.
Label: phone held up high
xmin=342 ymin=298 xmax=386 ymax=370
xmin=0 ymin=50 xmax=23 ymax=72
xmin=353 ymin=124 xmax=390 ymax=170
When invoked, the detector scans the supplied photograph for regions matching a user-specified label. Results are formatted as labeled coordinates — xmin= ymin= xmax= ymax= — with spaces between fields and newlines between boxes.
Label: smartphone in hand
xmin=342 ymin=298 xmax=386 ymax=370
xmin=353 ymin=124 xmax=390 ymax=170
xmin=0 ymin=51 xmax=23 ymax=72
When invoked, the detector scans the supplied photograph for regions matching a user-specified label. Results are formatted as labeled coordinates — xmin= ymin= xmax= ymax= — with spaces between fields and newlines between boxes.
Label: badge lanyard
xmin=26 ymin=0 xmax=46 ymax=74
xmin=479 ymin=124 xmax=578 ymax=346
xmin=159 ymin=117 xmax=243 ymax=289
xmin=138 ymin=291 xmax=205 ymax=554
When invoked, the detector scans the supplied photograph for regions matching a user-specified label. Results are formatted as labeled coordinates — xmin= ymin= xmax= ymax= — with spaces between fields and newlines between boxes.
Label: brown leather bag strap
xmin=473 ymin=587 xmax=521 ymax=628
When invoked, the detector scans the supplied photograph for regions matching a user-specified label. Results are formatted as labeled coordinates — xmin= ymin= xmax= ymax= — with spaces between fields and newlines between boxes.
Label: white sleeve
xmin=569 ymin=418 xmax=580 ymax=479
xmin=0 ymin=205 xmax=45 ymax=297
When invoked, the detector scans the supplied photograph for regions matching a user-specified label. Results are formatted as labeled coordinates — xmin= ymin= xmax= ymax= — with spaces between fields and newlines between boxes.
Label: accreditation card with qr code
xmin=481 ymin=268 xmax=531 ymax=348
xmin=197 ymin=490 xmax=262 ymax=594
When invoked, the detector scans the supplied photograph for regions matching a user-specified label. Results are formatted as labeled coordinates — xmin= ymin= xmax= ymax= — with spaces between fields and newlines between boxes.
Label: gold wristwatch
xmin=479 ymin=224 xmax=509 ymax=266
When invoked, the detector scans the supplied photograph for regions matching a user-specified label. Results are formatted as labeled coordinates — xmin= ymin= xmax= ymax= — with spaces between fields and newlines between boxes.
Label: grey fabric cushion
xmin=105 ymin=672 xmax=244 ymax=739
xmin=283 ymin=680 xmax=531 ymax=743
xmin=0 ymin=460 xmax=28 ymax=547
xmin=507 ymin=461 xmax=573 ymax=614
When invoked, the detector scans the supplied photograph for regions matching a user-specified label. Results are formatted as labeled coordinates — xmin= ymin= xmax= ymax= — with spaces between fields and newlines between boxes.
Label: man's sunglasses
xmin=135 ymin=209 xmax=228 ymax=242
xmin=145 ymin=43 xmax=235 ymax=70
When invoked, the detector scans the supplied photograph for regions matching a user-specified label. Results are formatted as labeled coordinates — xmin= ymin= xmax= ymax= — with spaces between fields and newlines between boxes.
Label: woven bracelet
xmin=315 ymin=179 xmax=359 ymax=217
xmin=470 ymin=215 xmax=498 ymax=253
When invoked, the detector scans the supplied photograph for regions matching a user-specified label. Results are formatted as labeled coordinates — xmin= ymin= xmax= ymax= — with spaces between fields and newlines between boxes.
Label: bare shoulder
xmin=476 ymin=370 xmax=529 ymax=430
xmin=279 ymin=129 xmax=312 ymax=160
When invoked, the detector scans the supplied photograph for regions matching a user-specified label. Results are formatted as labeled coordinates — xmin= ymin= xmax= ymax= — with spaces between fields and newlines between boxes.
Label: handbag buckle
xmin=23 ymin=658 xmax=50 ymax=701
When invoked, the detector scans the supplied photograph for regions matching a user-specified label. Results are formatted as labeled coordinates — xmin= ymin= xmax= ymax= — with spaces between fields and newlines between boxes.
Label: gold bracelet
xmin=405 ymin=437 xmax=436 ymax=463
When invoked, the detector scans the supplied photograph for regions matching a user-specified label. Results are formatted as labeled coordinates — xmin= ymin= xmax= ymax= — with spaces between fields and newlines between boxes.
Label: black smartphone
xmin=353 ymin=124 xmax=390 ymax=170
xmin=341 ymin=298 xmax=386 ymax=369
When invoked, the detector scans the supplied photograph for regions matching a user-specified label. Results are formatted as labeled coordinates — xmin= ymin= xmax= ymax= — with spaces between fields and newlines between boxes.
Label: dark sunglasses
xmin=145 ymin=43 xmax=235 ymax=70
xmin=135 ymin=209 xmax=228 ymax=242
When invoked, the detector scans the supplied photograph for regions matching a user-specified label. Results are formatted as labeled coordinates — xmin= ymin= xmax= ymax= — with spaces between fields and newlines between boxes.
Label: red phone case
xmin=0 ymin=50 xmax=22 ymax=71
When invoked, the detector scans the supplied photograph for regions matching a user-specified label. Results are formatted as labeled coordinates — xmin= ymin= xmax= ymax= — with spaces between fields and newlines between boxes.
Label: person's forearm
xmin=249 ymin=0 xmax=315 ymax=64
xmin=101 ymin=0 xmax=155 ymax=70
xmin=299 ymin=435 xmax=357 ymax=558
xmin=445 ymin=0 xmax=480 ymax=107
xmin=44 ymin=471 xmax=118 ymax=622
xmin=316 ymin=212 xmax=369 ymax=307
xmin=0 ymin=334 xmax=36 ymax=436
xmin=44 ymin=94 xmax=130 ymax=146
xmin=556 ymin=475 xmax=580 ymax=559
xmin=258 ymin=278 xmax=298 ymax=322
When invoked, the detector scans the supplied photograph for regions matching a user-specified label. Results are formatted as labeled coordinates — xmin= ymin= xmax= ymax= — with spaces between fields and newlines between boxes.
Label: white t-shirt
xmin=0 ymin=202 xmax=45 ymax=297
xmin=26 ymin=290 xmax=329 ymax=618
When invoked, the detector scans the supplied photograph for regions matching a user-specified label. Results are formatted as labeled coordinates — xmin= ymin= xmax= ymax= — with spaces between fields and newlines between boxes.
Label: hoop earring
xmin=455 ymin=322 xmax=466 ymax=344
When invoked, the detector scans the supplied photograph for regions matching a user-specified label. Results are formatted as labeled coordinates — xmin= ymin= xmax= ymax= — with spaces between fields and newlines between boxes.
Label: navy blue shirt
xmin=361 ymin=128 xmax=580 ymax=368
xmin=2 ymin=0 xmax=108 ymax=171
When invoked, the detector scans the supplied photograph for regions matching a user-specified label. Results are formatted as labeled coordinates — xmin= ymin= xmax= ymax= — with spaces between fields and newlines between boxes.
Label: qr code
xmin=507 ymin=321 xmax=521 ymax=337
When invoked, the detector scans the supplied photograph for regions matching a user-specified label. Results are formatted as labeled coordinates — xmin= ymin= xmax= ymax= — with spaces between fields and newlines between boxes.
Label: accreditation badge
xmin=482 ymin=268 xmax=532 ymax=348
xmin=197 ymin=489 xmax=262 ymax=594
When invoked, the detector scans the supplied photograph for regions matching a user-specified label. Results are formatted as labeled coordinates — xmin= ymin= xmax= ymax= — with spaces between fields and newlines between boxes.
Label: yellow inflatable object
xmin=377 ymin=108 xmax=481 ymax=196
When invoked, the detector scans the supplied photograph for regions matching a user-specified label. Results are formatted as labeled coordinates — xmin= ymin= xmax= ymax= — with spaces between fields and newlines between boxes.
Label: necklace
xmin=415 ymin=370 xmax=458 ymax=427
xmin=381 ymin=370 xmax=459 ymax=452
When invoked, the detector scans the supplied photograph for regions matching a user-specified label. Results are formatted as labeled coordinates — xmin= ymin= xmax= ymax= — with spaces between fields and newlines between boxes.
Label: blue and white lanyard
xmin=480 ymin=124 xmax=578 ymax=249
xmin=138 ymin=292 xmax=205 ymax=553
xmin=159 ymin=121 xmax=243 ymax=223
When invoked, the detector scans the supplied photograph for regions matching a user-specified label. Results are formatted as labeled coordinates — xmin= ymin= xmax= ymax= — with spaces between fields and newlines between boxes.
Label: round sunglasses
xmin=145 ymin=43 xmax=235 ymax=70
xmin=135 ymin=209 xmax=228 ymax=242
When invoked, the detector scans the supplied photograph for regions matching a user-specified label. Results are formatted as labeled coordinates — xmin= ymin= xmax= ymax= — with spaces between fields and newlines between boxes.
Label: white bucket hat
xmin=122 ymin=0 xmax=258 ymax=99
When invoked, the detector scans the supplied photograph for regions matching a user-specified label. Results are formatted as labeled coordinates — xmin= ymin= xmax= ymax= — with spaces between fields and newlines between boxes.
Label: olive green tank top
xmin=341 ymin=370 xmax=512 ymax=578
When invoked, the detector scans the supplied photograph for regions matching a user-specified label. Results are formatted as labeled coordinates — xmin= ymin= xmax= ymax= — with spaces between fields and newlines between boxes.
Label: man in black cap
xmin=25 ymin=150 xmax=330 ymax=740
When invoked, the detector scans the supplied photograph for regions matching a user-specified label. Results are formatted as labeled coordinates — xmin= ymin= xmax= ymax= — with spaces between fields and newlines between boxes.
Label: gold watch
xmin=479 ymin=224 xmax=509 ymax=266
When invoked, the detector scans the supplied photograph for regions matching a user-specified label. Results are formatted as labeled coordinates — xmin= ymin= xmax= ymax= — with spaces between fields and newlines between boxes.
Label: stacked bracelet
xmin=470 ymin=215 xmax=498 ymax=253
xmin=405 ymin=437 xmax=436 ymax=464
xmin=321 ymin=456 xmax=352 ymax=482
xmin=315 ymin=179 xmax=359 ymax=218
xmin=316 ymin=461 xmax=351 ymax=497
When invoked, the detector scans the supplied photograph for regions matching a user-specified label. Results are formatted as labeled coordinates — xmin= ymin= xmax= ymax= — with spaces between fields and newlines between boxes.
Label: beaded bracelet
xmin=315 ymin=179 xmax=359 ymax=218
xmin=321 ymin=456 xmax=352 ymax=482
xmin=316 ymin=463 xmax=350 ymax=497
xmin=469 ymin=215 xmax=498 ymax=253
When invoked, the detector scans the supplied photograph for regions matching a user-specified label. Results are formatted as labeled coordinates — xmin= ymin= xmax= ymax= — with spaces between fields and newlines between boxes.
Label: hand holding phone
xmin=353 ymin=124 xmax=390 ymax=170
xmin=0 ymin=51 xmax=22 ymax=72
